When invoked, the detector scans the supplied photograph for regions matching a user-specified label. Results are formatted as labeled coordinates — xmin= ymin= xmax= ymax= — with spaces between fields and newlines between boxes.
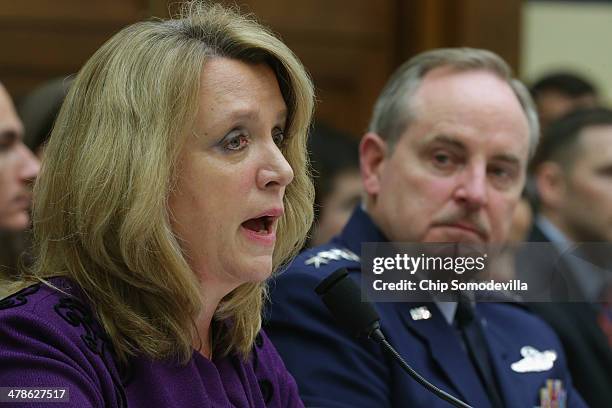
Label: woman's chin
xmin=240 ymin=256 xmax=274 ymax=283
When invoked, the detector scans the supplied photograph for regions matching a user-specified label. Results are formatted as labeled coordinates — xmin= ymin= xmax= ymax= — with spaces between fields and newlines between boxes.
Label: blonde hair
xmin=21 ymin=1 xmax=314 ymax=364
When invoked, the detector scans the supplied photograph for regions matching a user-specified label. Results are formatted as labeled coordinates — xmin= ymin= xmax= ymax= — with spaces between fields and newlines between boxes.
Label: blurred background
xmin=0 ymin=0 xmax=610 ymax=138
xmin=2 ymin=3 xmax=610 ymax=403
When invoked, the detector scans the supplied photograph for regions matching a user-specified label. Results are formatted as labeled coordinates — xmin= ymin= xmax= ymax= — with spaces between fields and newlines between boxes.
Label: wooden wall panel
xmin=0 ymin=0 xmax=149 ymax=103
xmin=228 ymin=0 xmax=391 ymax=36
xmin=0 ymin=0 xmax=147 ymax=22
xmin=1 ymin=28 xmax=114 ymax=72
xmin=461 ymin=0 xmax=522 ymax=71
xmin=1 ymin=0 xmax=522 ymax=137
xmin=291 ymin=42 xmax=393 ymax=135
xmin=220 ymin=0 xmax=522 ymax=136
xmin=219 ymin=0 xmax=398 ymax=136
xmin=401 ymin=0 xmax=521 ymax=73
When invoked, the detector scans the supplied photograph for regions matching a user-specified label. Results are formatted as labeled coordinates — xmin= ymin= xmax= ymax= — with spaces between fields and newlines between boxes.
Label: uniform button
xmin=258 ymin=379 xmax=273 ymax=403
xmin=255 ymin=333 xmax=264 ymax=348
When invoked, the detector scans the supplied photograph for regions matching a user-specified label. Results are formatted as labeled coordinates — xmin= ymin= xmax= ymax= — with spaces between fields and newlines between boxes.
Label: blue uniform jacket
xmin=266 ymin=207 xmax=587 ymax=407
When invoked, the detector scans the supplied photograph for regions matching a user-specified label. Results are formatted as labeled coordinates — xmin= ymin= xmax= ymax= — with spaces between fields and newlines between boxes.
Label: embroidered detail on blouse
xmin=54 ymin=297 xmax=106 ymax=354
xmin=251 ymin=333 xmax=265 ymax=372
xmin=54 ymin=296 xmax=128 ymax=408
xmin=255 ymin=333 xmax=264 ymax=348
xmin=0 ymin=284 xmax=41 ymax=310
xmin=258 ymin=379 xmax=273 ymax=404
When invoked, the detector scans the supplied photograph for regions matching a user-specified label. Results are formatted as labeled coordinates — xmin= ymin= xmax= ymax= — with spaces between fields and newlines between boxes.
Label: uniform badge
xmin=409 ymin=306 xmax=432 ymax=321
xmin=537 ymin=379 xmax=566 ymax=408
xmin=305 ymin=248 xmax=360 ymax=268
xmin=510 ymin=346 xmax=557 ymax=373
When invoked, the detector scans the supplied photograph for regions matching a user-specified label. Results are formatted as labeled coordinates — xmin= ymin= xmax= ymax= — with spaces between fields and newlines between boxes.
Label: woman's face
xmin=169 ymin=57 xmax=293 ymax=296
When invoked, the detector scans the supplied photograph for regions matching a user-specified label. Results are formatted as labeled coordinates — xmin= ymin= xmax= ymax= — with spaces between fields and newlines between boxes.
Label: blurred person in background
xmin=509 ymin=190 xmax=534 ymax=243
xmin=490 ymin=190 xmax=535 ymax=283
xmin=0 ymin=77 xmax=73 ymax=283
xmin=526 ymin=107 xmax=612 ymax=408
xmin=0 ymin=82 xmax=39 ymax=284
xmin=308 ymin=123 xmax=361 ymax=247
xmin=530 ymin=71 xmax=599 ymax=133
xmin=0 ymin=83 xmax=39 ymax=232
xmin=516 ymin=71 xmax=600 ymax=247
xmin=18 ymin=77 xmax=73 ymax=159
xmin=0 ymin=2 xmax=314 ymax=406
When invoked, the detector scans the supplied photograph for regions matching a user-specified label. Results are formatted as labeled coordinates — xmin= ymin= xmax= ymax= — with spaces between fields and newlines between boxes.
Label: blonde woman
xmin=0 ymin=2 xmax=313 ymax=407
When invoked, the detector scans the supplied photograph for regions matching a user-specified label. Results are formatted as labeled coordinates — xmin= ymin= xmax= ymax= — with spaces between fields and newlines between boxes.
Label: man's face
xmin=365 ymin=68 xmax=530 ymax=244
xmin=558 ymin=125 xmax=612 ymax=242
xmin=0 ymin=84 xmax=40 ymax=230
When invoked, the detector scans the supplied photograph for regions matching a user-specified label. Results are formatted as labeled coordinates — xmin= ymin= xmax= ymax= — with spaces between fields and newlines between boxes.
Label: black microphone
xmin=315 ymin=268 xmax=473 ymax=408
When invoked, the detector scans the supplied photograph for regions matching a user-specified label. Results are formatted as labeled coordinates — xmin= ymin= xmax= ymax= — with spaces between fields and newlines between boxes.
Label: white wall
xmin=522 ymin=1 xmax=612 ymax=104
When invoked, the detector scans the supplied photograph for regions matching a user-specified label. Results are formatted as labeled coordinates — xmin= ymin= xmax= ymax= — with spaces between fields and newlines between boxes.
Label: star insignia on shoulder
xmin=305 ymin=248 xmax=360 ymax=268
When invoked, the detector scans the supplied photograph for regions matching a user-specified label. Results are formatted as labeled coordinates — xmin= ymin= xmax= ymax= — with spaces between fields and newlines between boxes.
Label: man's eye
xmin=489 ymin=166 xmax=513 ymax=179
xmin=433 ymin=152 xmax=453 ymax=166
xmin=490 ymin=167 xmax=507 ymax=177
xmin=224 ymin=134 xmax=249 ymax=151
xmin=488 ymin=165 xmax=517 ymax=189
xmin=0 ymin=133 xmax=17 ymax=152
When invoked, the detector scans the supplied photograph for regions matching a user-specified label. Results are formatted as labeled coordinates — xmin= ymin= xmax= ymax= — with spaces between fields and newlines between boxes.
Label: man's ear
xmin=360 ymin=132 xmax=387 ymax=196
xmin=534 ymin=161 xmax=567 ymax=210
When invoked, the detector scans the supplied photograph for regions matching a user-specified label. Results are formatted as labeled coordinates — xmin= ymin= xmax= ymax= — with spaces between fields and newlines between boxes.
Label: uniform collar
xmin=335 ymin=206 xmax=388 ymax=257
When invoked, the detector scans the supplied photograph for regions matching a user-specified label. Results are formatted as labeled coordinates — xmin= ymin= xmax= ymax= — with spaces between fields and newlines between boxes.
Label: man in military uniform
xmin=266 ymin=48 xmax=586 ymax=407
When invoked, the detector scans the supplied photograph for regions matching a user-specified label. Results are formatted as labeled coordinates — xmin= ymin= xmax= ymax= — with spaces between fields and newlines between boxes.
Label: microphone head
xmin=315 ymin=268 xmax=380 ymax=338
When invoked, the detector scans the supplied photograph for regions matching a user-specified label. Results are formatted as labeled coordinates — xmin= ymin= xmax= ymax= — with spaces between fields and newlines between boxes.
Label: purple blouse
xmin=0 ymin=278 xmax=304 ymax=407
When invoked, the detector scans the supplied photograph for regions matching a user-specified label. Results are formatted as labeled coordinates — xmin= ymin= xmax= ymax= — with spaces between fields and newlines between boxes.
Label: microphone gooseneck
xmin=315 ymin=268 xmax=473 ymax=408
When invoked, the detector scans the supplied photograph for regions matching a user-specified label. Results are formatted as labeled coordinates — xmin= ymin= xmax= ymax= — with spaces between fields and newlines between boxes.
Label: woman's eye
xmin=272 ymin=129 xmax=285 ymax=146
xmin=224 ymin=133 xmax=249 ymax=151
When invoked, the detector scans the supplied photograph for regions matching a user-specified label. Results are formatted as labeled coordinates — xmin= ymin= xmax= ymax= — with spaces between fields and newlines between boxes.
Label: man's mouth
xmin=435 ymin=222 xmax=488 ymax=241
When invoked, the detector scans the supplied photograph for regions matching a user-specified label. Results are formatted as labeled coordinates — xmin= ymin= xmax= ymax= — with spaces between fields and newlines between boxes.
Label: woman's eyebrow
xmin=220 ymin=107 xmax=287 ymax=123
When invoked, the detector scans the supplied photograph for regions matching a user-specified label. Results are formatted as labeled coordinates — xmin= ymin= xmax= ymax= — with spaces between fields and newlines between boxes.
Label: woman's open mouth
xmin=242 ymin=216 xmax=274 ymax=235
xmin=241 ymin=215 xmax=278 ymax=245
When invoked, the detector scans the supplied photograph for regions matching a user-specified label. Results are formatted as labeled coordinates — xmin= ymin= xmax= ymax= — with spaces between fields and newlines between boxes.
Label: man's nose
xmin=18 ymin=142 xmax=40 ymax=182
xmin=453 ymin=164 xmax=488 ymax=210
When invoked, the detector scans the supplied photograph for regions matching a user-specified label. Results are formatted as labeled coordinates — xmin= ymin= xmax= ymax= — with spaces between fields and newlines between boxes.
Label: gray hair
xmin=368 ymin=47 xmax=539 ymax=157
